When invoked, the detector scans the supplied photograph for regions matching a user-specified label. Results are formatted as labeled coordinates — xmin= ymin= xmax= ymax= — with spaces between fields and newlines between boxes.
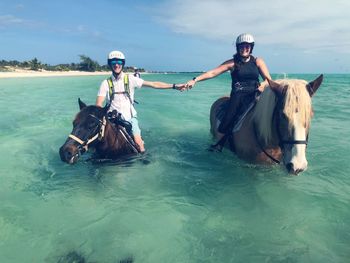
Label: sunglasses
xmin=238 ymin=44 xmax=251 ymax=50
xmin=109 ymin=59 xmax=124 ymax=66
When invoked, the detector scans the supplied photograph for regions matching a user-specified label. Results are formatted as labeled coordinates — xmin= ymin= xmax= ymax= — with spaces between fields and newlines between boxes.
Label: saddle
xmin=210 ymin=93 xmax=259 ymax=152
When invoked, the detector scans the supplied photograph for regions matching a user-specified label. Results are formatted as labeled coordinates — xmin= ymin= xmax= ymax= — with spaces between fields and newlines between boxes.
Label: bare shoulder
xmin=222 ymin=58 xmax=234 ymax=65
xmin=255 ymin=57 xmax=265 ymax=63
xmin=255 ymin=57 xmax=267 ymax=66
xmin=219 ymin=58 xmax=235 ymax=70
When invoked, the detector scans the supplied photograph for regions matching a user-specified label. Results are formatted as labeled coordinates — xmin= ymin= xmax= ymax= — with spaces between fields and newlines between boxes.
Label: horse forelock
xmin=280 ymin=79 xmax=312 ymax=132
xmin=252 ymin=79 xmax=312 ymax=145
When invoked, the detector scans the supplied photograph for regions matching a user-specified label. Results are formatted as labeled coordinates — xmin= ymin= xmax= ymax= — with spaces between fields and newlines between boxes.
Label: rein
xmin=69 ymin=115 xmax=106 ymax=153
xmin=253 ymin=123 xmax=280 ymax=164
xmin=68 ymin=113 xmax=140 ymax=156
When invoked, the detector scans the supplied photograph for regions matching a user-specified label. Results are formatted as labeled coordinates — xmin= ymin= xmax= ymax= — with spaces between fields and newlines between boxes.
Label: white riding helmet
xmin=235 ymin=33 xmax=255 ymax=53
xmin=236 ymin=33 xmax=254 ymax=45
xmin=107 ymin=50 xmax=125 ymax=68
xmin=108 ymin=50 xmax=125 ymax=60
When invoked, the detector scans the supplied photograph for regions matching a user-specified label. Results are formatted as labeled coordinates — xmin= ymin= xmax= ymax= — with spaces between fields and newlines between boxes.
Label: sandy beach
xmin=0 ymin=68 xmax=111 ymax=79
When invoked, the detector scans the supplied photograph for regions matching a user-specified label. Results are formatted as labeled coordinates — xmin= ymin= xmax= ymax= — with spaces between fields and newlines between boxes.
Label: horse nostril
xmin=60 ymin=145 xmax=75 ymax=163
xmin=286 ymin=163 xmax=303 ymax=175
xmin=65 ymin=150 xmax=72 ymax=160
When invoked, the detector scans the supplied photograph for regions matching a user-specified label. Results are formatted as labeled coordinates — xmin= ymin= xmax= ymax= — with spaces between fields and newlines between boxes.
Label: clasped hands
xmin=173 ymin=79 xmax=196 ymax=92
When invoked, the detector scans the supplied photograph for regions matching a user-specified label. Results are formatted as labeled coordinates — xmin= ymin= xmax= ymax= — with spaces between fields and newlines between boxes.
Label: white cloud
xmin=0 ymin=15 xmax=23 ymax=27
xmin=0 ymin=14 xmax=102 ymax=42
xmin=0 ymin=14 xmax=46 ymax=30
xmin=152 ymin=0 xmax=350 ymax=53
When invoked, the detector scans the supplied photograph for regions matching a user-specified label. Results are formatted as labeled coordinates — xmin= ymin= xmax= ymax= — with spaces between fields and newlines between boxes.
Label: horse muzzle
xmin=284 ymin=153 xmax=308 ymax=175
xmin=59 ymin=142 xmax=82 ymax=164
xmin=285 ymin=162 xmax=307 ymax=175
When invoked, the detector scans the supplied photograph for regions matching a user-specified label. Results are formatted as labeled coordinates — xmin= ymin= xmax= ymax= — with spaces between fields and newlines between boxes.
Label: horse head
xmin=59 ymin=98 xmax=108 ymax=164
xmin=268 ymin=75 xmax=323 ymax=174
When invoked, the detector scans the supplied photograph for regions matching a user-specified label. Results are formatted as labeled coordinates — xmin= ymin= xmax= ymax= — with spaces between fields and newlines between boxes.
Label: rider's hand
xmin=186 ymin=79 xmax=196 ymax=89
xmin=174 ymin=83 xmax=187 ymax=92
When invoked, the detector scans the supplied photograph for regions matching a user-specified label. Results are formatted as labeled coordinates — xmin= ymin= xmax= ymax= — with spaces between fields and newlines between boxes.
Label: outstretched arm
xmin=142 ymin=80 xmax=185 ymax=90
xmin=186 ymin=59 xmax=234 ymax=89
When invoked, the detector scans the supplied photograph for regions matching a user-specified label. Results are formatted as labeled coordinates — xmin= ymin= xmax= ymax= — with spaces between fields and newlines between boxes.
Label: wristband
xmin=192 ymin=77 xmax=197 ymax=81
xmin=172 ymin=84 xmax=176 ymax=89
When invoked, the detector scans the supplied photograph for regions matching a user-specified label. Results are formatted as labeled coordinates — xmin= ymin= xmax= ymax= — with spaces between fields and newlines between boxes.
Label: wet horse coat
xmin=210 ymin=75 xmax=323 ymax=174
xmin=59 ymin=99 xmax=139 ymax=164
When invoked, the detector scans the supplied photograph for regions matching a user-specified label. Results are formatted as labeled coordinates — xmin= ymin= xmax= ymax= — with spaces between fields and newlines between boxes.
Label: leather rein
xmin=68 ymin=113 xmax=139 ymax=156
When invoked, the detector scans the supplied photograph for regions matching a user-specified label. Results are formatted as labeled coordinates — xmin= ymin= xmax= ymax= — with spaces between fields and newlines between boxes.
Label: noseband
xmin=68 ymin=114 xmax=107 ymax=153
xmin=280 ymin=138 xmax=308 ymax=146
xmin=275 ymin=108 xmax=309 ymax=148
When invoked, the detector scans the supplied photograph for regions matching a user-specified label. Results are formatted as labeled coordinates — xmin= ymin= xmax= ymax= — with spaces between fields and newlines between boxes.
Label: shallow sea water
xmin=0 ymin=73 xmax=349 ymax=262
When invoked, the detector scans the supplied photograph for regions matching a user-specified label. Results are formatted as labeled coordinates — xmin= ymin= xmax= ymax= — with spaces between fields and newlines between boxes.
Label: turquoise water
xmin=0 ymin=73 xmax=349 ymax=262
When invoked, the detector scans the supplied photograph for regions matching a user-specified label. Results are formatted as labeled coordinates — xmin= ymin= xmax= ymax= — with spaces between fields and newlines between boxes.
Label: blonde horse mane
xmin=252 ymin=79 xmax=312 ymax=145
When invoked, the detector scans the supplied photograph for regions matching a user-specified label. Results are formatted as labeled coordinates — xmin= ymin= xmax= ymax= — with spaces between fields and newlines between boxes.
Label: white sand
xmin=0 ymin=68 xmax=111 ymax=79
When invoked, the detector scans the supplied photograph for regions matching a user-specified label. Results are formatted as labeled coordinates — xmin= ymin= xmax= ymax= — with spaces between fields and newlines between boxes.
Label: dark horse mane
xmin=59 ymin=99 xmax=139 ymax=164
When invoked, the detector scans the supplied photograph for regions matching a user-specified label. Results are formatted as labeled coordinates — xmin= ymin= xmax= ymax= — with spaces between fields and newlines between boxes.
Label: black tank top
xmin=230 ymin=55 xmax=259 ymax=92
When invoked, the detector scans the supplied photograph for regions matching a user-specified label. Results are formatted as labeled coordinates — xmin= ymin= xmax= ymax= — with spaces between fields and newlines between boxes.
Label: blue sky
xmin=1 ymin=0 xmax=349 ymax=73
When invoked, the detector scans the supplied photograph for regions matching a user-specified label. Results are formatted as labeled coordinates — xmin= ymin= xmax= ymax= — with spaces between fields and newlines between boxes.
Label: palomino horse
xmin=59 ymin=99 xmax=139 ymax=164
xmin=210 ymin=75 xmax=323 ymax=175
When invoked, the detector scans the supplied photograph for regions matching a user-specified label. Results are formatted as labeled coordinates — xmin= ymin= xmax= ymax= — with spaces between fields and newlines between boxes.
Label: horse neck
xmin=252 ymin=88 xmax=278 ymax=146
xmin=100 ymin=122 xmax=129 ymax=152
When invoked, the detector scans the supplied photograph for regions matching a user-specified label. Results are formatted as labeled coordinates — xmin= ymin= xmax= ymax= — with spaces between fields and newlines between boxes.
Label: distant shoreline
xmin=0 ymin=69 xmax=193 ymax=79
xmin=0 ymin=69 xmax=112 ymax=79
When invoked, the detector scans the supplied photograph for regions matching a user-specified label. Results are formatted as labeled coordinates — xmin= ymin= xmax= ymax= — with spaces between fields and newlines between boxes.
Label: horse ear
xmin=307 ymin=74 xmax=323 ymax=97
xmin=78 ymin=98 xmax=87 ymax=110
xmin=268 ymin=79 xmax=284 ymax=96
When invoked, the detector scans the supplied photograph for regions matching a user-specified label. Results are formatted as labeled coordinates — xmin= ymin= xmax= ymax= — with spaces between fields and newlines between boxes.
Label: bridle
xmin=275 ymin=99 xmax=309 ymax=148
xmin=68 ymin=114 xmax=107 ymax=154
xmin=254 ymin=96 xmax=309 ymax=164
xmin=67 ymin=111 xmax=140 ymax=158
xmin=276 ymin=115 xmax=309 ymax=149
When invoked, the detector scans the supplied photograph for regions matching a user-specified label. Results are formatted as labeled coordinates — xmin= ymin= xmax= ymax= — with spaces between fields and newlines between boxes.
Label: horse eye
xmin=88 ymin=120 xmax=97 ymax=128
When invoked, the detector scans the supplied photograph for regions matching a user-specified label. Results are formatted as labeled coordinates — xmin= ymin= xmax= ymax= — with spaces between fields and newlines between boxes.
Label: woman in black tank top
xmin=184 ymin=33 xmax=272 ymax=145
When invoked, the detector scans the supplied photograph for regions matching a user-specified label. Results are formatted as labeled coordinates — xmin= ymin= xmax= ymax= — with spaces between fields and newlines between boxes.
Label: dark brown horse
xmin=59 ymin=99 xmax=139 ymax=164
xmin=210 ymin=75 xmax=324 ymax=175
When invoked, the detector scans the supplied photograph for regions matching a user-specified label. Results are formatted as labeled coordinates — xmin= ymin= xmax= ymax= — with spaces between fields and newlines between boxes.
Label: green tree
xmin=29 ymin=58 xmax=42 ymax=71
xmin=78 ymin=55 xmax=100 ymax=72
